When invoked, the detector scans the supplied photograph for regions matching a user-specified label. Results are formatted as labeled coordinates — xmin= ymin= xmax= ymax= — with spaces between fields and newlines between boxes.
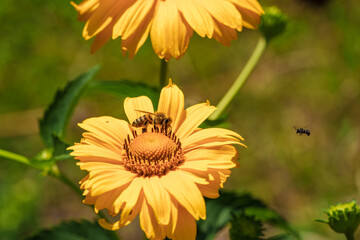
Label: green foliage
xmin=39 ymin=65 xmax=100 ymax=148
xmin=229 ymin=212 xmax=265 ymax=240
xmin=88 ymin=80 xmax=159 ymax=108
xmin=196 ymin=191 xmax=300 ymax=240
xmin=26 ymin=220 xmax=118 ymax=240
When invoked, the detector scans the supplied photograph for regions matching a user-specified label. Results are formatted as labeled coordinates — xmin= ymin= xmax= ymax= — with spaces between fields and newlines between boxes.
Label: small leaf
xmin=26 ymin=219 xmax=118 ymax=240
xmin=88 ymin=80 xmax=159 ymax=107
xmin=39 ymin=65 xmax=100 ymax=147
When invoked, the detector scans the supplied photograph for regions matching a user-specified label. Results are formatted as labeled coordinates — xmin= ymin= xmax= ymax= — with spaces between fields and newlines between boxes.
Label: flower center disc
xmin=123 ymin=131 xmax=184 ymax=177
xmin=130 ymin=133 xmax=176 ymax=161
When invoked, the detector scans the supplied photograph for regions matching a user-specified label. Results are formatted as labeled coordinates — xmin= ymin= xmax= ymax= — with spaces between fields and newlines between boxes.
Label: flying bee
xmin=132 ymin=110 xmax=172 ymax=133
xmin=294 ymin=126 xmax=310 ymax=136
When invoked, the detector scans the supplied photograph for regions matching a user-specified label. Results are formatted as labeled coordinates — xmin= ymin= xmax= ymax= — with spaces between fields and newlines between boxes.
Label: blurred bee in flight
xmin=294 ymin=126 xmax=310 ymax=136
xmin=132 ymin=110 xmax=172 ymax=133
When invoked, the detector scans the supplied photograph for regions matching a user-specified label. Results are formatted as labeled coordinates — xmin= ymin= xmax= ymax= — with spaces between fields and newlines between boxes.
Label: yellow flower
xmin=71 ymin=0 xmax=264 ymax=60
xmin=68 ymin=80 xmax=245 ymax=239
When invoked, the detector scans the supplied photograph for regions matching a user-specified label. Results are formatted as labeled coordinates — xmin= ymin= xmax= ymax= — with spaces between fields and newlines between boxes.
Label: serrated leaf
xmin=245 ymin=207 xmax=299 ymax=240
xmin=26 ymin=219 xmax=118 ymax=240
xmin=39 ymin=65 xmax=100 ymax=147
xmin=88 ymin=80 xmax=159 ymax=107
xmin=197 ymin=191 xmax=300 ymax=240
xmin=229 ymin=212 xmax=265 ymax=240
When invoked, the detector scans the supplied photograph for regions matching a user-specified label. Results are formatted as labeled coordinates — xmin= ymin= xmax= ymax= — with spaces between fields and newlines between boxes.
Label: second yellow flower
xmin=72 ymin=0 xmax=264 ymax=60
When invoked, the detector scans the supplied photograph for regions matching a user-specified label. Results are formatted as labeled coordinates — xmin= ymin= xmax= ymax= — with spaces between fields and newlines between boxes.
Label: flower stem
xmin=0 ymin=149 xmax=32 ymax=166
xmin=208 ymin=36 xmax=267 ymax=121
xmin=159 ymin=59 xmax=168 ymax=88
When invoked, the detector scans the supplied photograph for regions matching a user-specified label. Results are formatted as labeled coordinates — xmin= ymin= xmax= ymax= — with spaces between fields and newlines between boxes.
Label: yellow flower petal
xmin=157 ymin=80 xmax=185 ymax=133
xmin=82 ymin=0 xmax=118 ymax=39
xmin=89 ymin=170 xmax=135 ymax=196
xmin=229 ymin=0 xmax=264 ymax=29
xmin=124 ymin=96 xmax=154 ymax=124
xmin=173 ymin=207 xmax=197 ymax=240
xmin=78 ymin=116 xmax=132 ymax=147
xmin=91 ymin=23 xmax=113 ymax=53
xmin=178 ymin=160 xmax=209 ymax=172
xmin=113 ymin=177 xmax=144 ymax=221
xmin=99 ymin=192 xmax=143 ymax=230
xmin=150 ymin=0 xmax=193 ymax=60
xmin=140 ymin=197 xmax=167 ymax=240
xmin=120 ymin=20 xmax=152 ymax=58
xmin=176 ymin=102 xmax=216 ymax=140
xmin=69 ymin=144 xmax=123 ymax=162
xmin=71 ymin=0 xmax=99 ymax=21
xmin=182 ymin=127 xmax=244 ymax=148
xmin=197 ymin=0 xmax=242 ymax=30
xmin=114 ymin=0 xmax=156 ymax=57
xmin=175 ymin=0 xmax=214 ymax=38
xmin=143 ymin=176 xmax=172 ymax=225
xmin=212 ymin=18 xmax=239 ymax=46
xmin=160 ymin=171 xmax=206 ymax=220
xmin=113 ymin=0 xmax=155 ymax=39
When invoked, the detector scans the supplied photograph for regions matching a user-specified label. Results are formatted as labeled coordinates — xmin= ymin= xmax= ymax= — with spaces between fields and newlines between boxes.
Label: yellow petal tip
xmin=167 ymin=78 xmax=174 ymax=87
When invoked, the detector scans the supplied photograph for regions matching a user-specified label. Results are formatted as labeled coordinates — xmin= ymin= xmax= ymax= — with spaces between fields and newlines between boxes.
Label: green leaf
xmin=26 ymin=219 xmax=118 ymax=240
xmin=39 ymin=65 xmax=100 ymax=147
xmin=229 ymin=212 xmax=265 ymax=240
xmin=88 ymin=80 xmax=159 ymax=107
xmin=196 ymin=191 xmax=300 ymax=240
xmin=52 ymin=135 xmax=71 ymax=159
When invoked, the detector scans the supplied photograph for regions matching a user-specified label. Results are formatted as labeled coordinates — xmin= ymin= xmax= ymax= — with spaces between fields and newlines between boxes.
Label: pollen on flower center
xmin=123 ymin=128 xmax=184 ymax=177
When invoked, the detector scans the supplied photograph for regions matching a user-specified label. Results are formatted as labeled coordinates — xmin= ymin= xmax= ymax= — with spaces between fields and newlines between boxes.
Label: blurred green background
xmin=0 ymin=0 xmax=359 ymax=239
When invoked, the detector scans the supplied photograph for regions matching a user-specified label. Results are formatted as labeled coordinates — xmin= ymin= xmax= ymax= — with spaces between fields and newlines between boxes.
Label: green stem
xmin=208 ymin=36 xmax=267 ymax=121
xmin=345 ymin=233 xmax=355 ymax=240
xmin=159 ymin=59 xmax=168 ymax=89
xmin=0 ymin=149 xmax=32 ymax=166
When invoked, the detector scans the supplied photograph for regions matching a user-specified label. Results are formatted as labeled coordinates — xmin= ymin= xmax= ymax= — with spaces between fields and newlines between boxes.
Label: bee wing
xmin=134 ymin=110 xmax=156 ymax=115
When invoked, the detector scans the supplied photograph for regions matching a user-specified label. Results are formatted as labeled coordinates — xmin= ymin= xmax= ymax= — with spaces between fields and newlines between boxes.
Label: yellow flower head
xmin=68 ymin=81 xmax=246 ymax=239
xmin=71 ymin=0 xmax=264 ymax=60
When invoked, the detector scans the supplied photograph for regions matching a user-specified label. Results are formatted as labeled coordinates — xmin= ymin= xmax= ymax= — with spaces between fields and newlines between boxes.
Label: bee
xmin=132 ymin=110 xmax=172 ymax=132
xmin=294 ymin=126 xmax=310 ymax=136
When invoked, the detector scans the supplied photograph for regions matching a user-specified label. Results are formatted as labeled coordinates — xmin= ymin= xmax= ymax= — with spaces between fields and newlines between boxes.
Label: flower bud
xmin=318 ymin=200 xmax=360 ymax=237
xmin=259 ymin=6 xmax=288 ymax=41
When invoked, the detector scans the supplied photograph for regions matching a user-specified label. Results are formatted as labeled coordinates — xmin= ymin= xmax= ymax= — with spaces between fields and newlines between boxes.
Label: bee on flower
xmin=68 ymin=80 xmax=246 ymax=239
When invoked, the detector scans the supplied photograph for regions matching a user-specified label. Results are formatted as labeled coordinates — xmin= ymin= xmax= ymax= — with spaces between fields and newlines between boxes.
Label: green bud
xmin=229 ymin=212 xmax=264 ymax=240
xmin=259 ymin=6 xmax=288 ymax=41
xmin=317 ymin=200 xmax=360 ymax=239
